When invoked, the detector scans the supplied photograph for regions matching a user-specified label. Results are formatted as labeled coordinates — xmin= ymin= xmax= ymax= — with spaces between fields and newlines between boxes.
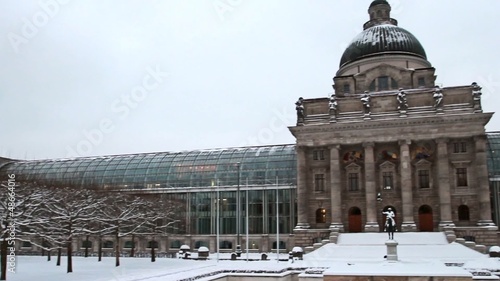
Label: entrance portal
xmin=348 ymin=207 xmax=362 ymax=232
xmin=418 ymin=205 xmax=433 ymax=231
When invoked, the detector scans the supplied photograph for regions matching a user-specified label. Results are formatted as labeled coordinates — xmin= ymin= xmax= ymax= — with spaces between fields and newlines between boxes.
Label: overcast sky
xmin=1 ymin=0 xmax=499 ymax=160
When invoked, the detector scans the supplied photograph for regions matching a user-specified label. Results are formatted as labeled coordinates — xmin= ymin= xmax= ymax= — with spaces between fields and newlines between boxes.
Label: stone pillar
xmin=295 ymin=146 xmax=310 ymax=229
xmin=399 ymin=140 xmax=416 ymax=231
xmin=474 ymin=135 xmax=496 ymax=226
xmin=363 ymin=142 xmax=379 ymax=231
xmin=329 ymin=145 xmax=344 ymax=231
xmin=436 ymin=138 xmax=455 ymax=228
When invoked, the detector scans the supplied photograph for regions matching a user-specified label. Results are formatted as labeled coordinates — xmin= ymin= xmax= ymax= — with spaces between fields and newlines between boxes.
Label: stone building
xmin=290 ymin=0 xmax=497 ymax=246
xmin=1 ymin=0 xmax=499 ymax=254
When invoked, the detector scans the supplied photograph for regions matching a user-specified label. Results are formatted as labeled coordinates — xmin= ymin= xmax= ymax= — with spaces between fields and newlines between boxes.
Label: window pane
xmin=378 ymin=76 xmax=389 ymax=90
xmin=314 ymin=174 xmax=325 ymax=192
xmin=418 ymin=77 xmax=425 ymax=87
xmin=383 ymin=172 xmax=393 ymax=188
xmin=348 ymin=173 xmax=359 ymax=191
xmin=456 ymin=168 xmax=467 ymax=186
xmin=343 ymin=83 xmax=350 ymax=94
xmin=418 ymin=170 xmax=430 ymax=188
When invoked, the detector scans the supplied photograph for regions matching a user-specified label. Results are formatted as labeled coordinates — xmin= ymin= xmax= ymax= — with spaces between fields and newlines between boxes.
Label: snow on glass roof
xmin=0 ymin=144 xmax=297 ymax=189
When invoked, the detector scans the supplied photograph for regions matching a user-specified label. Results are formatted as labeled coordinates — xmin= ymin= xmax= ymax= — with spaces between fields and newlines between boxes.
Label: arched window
xmin=195 ymin=240 xmax=208 ymax=249
xmin=249 ymin=241 xmax=259 ymax=249
xmin=170 ymin=240 xmax=182 ymax=249
xmin=147 ymin=241 xmax=158 ymax=248
xmin=316 ymin=208 xmax=327 ymax=223
xmin=272 ymin=241 xmax=286 ymax=250
xmin=458 ymin=205 xmax=470 ymax=221
xmin=124 ymin=241 xmax=134 ymax=249
xmin=369 ymin=76 xmax=399 ymax=91
xmin=81 ymin=240 xmax=92 ymax=248
xmin=103 ymin=241 xmax=114 ymax=249
xmin=219 ymin=240 xmax=233 ymax=249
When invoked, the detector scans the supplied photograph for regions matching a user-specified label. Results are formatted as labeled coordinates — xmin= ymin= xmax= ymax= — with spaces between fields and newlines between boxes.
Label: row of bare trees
xmin=0 ymin=182 xmax=180 ymax=280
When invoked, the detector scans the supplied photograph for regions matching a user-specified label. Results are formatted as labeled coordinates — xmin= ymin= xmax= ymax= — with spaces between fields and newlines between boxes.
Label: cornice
xmin=290 ymin=112 xmax=493 ymax=134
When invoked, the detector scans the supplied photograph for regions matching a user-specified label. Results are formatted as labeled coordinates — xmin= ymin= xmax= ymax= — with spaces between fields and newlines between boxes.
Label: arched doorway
xmin=316 ymin=208 xmax=327 ymax=223
xmin=418 ymin=205 xmax=433 ymax=231
xmin=348 ymin=207 xmax=362 ymax=232
xmin=381 ymin=206 xmax=397 ymax=232
xmin=458 ymin=205 xmax=470 ymax=221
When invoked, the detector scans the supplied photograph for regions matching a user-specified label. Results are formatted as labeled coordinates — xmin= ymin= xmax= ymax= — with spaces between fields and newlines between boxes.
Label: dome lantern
xmin=338 ymin=0 xmax=428 ymax=69
xmin=365 ymin=0 xmax=398 ymax=30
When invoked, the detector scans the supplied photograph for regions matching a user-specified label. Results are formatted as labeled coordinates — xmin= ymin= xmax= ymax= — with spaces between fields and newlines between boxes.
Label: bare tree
xmin=99 ymin=193 xmax=149 ymax=267
xmin=0 ymin=181 xmax=43 ymax=281
xmin=39 ymin=187 xmax=106 ymax=273
xmin=139 ymin=195 xmax=180 ymax=262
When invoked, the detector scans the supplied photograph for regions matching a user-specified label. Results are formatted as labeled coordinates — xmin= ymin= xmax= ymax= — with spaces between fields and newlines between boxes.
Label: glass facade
xmin=487 ymin=133 xmax=500 ymax=177
xmin=172 ymin=188 xmax=295 ymax=235
xmin=487 ymin=132 xmax=500 ymax=226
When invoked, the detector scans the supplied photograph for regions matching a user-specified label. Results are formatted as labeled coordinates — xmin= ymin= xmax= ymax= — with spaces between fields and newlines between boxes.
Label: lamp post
xmin=216 ymin=180 xmax=220 ymax=262
xmin=245 ymin=178 xmax=249 ymax=262
xmin=236 ymin=162 xmax=241 ymax=255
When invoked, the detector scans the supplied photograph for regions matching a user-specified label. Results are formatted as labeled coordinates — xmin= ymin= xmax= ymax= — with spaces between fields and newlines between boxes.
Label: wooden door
xmin=348 ymin=207 xmax=362 ymax=233
xmin=418 ymin=205 xmax=433 ymax=232
xmin=419 ymin=213 xmax=433 ymax=231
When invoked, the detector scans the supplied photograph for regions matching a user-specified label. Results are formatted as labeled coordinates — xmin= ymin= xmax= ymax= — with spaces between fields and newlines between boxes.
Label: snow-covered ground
xmin=6 ymin=254 xmax=292 ymax=281
xmin=6 ymin=233 xmax=500 ymax=281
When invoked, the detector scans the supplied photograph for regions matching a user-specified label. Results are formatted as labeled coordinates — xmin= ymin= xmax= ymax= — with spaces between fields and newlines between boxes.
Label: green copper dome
xmin=339 ymin=24 xmax=427 ymax=68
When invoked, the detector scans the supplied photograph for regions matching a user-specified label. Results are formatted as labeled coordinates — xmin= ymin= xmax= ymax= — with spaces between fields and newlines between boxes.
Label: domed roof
xmin=339 ymin=24 xmax=427 ymax=67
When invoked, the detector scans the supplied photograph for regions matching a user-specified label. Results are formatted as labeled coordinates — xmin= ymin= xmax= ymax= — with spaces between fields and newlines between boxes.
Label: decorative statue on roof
xmin=295 ymin=97 xmax=305 ymax=125
xmin=329 ymin=94 xmax=338 ymax=113
xmin=360 ymin=91 xmax=371 ymax=116
xmin=396 ymin=88 xmax=408 ymax=110
xmin=433 ymin=86 xmax=443 ymax=108
xmin=329 ymin=94 xmax=338 ymax=123
xmin=382 ymin=207 xmax=396 ymax=240
xmin=471 ymin=82 xmax=482 ymax=111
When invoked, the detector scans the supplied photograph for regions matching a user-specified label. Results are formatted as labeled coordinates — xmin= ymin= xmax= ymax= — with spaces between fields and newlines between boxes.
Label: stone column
xmin=329 ymin=145 xmax=344 ymax=231
xmin=295 ymin=146 xmax=310 ymax=229
xmin=399 ymin=140 xmax=416 ymax=231
xmin=436 ymin=138 xmax=455 ymax=228
xmin=364 ymin=142 xmax=379 ymax=231
xmin=474 ymin=135 xmax=496 ymax=226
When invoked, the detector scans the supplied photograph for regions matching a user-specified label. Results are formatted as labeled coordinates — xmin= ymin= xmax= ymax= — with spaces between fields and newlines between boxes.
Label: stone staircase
xmin=302 ymin=229 xmax=488 ymax=255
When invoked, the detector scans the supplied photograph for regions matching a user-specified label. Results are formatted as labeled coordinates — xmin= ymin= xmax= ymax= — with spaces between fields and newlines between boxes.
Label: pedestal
xmin=385 ymin=240 xmax=398 ymax=262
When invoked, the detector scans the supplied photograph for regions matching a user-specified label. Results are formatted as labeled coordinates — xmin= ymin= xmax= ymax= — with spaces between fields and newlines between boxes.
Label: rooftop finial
xmin=364 ymin=0 xmax=397 ymax=30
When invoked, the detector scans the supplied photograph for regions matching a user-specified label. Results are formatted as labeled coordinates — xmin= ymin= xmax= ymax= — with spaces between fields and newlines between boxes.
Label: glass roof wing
xmin=0 ymin=144 xmax=298 ymax=189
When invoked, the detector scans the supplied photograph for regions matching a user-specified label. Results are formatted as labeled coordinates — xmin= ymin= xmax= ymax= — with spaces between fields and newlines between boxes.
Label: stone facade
xmin=289 ymin=0 xmax=497 ymax=247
